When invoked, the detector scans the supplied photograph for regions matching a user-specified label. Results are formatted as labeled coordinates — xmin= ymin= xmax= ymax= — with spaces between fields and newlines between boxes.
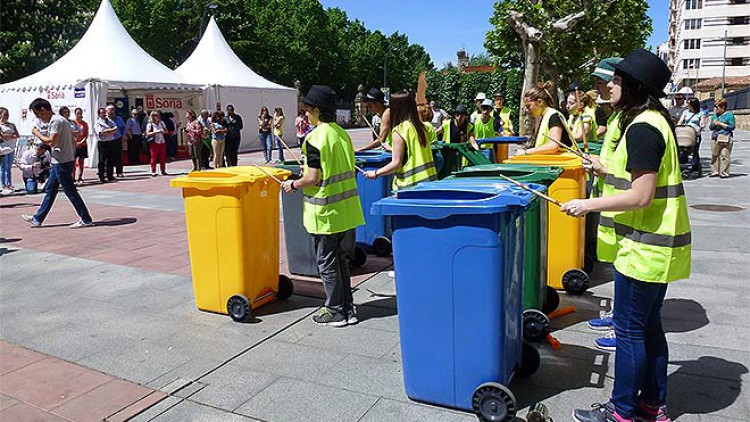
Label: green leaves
xmin=484 ymin=0 xmax=651 ymax=86
xmin=0 ymin=0 xmax=434 ymax=100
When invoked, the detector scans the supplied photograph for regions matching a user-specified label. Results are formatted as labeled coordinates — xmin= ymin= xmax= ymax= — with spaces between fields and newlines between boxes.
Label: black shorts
xmin=75 ymin=145 xmax=88 ymax=159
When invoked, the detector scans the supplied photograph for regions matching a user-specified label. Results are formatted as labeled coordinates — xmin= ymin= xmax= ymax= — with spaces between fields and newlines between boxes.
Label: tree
xmin=0 ymin=0 xmax=99 ymax=83
xmin=485 ymin=0 xmax=651 ymax=134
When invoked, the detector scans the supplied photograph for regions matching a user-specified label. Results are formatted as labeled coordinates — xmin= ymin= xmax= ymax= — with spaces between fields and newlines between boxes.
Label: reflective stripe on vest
xmin=392 ymin=121 xmax=438 ymax=190
xmin=598 ymin=110 xmax=691 ymax=282
xmin=301 ymin=122 xmax=365 ymax=235
xmin=599 ymin=216 xmax=692 ymax=248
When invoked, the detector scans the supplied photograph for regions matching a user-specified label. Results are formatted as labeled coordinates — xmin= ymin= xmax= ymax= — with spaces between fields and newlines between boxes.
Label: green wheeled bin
xmin=577 ymin=141 xmax=603 ymax=156
xmin=449 ymin=164 xmax=563 ymax=343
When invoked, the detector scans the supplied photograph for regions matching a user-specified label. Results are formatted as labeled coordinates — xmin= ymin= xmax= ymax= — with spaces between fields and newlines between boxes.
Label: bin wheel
xmin=523 ymin=310 xmax=550 ymax=343
xmin=227 ymin=295 xmax=252 ymax=323
xmin=351 ymin=246 xmax=367 ymax=268
xmin=472 ymin=382 xmax=517 ymax=422
xmin=517 ymin=341 xmax=541 ymax=378
xmin=372 ymin=236 xmax=392 ymax=257
xmin=562 ymin=269 xmax=589 ymax=295
xmin=583 ymin=255 xmax=596 ymax=274
xmin=681 ymin=170 xmax=691 ymax=180
xmin=542 ymin=287 xmax=560 ymax=314
xmin=276 ymin=274 xmax=294 ymax=300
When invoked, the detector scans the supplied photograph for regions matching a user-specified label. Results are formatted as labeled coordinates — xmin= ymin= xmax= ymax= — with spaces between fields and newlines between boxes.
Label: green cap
xmin=591 ymin=57 xmax=623 ymax=82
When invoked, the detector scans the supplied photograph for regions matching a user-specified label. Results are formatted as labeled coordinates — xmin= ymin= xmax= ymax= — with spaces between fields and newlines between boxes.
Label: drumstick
xmin=251 ymin=164 xmax=284 ymax=184
xmin=363 ymin=116 xmax=380 ymax=138
xmin=543 ymin=134 xmax=591 ymax=162
xmin=495 ymin=173 xmax=562 ymax=207
xmin=354 ymin=165 xmax=366 ymax=175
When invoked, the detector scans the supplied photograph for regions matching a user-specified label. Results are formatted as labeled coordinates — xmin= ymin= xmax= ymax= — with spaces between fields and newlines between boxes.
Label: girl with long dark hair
xmin=364 ymin=91 xmax=437 ymax=190
xmin=563 ymin=49 xmax=691 ymax=422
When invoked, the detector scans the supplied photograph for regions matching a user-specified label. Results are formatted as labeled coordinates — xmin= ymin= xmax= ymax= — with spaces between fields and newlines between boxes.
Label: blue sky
xmin=319 ymin=0 xmax=669 ymax=66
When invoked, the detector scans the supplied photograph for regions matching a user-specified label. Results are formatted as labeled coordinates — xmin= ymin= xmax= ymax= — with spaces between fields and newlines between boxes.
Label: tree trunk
xmin=519 ymin=40 xmax=539 ymax=137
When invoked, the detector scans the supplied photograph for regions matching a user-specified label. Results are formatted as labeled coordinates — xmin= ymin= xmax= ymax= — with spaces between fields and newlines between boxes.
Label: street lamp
xmin=382 ymin=47 xmax=397 ymax=90
xmin=198 ymin=2 xmax=219 ymax=40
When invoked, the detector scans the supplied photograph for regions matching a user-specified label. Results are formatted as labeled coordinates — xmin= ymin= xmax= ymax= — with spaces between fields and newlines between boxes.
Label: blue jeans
xmin=611 ymin=270 xmax=669 ymax=417
xmin=34 ymin=162 xmax=92 ymax=224
xmin=274 ymin=134 xmax=285 ymax=162
xmin=1 ymin=151 xmax=14 ymax=187
xmin=25 ymin=176 xmax=41 ymax=194
xmin=259 ymin=131 xmax=272 ymax=162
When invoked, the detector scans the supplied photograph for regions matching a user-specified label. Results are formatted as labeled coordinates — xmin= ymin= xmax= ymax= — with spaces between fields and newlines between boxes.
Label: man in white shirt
xmin=18 ymin=140 xmax=51 ymax=194
xmin=430 ymin=100 xmax=449 ymax=140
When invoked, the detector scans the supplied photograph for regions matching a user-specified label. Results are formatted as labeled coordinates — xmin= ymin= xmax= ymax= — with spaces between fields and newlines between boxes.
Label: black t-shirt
xmin=305 ymin=143 xmax=321 ymax=169
xmin=450 ymin=121 xmax=473 ymax=143
xmin=595 ymin=107 xmax=608 ymax=127
xmin=625 ymin=123 xmax=665 ymax=173
xmin=548 ymin=114 xmax=572 ymax=146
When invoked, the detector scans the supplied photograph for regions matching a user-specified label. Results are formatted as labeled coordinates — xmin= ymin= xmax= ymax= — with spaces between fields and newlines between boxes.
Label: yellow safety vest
xmin=567 ymin=106 xmax=596 ymax=145
xmin=423 ymin=122 xmax=438 ymax=144
xmin=535 ymin=107 xmax=577 ymax=151
xmin=595 ymin=112 xmax=621 ymax=262
xmin=302 ymin=123 xmax=365 ymax=235
xmin=441 ymin=120 xmax=474 ymax=144
xmin=495 ymin=106 xmax=512 ymax=135
xmin=473 ymin=115 xmax=496 ymax=149
xmin=393 ymin=121 xmax=438 ymax=190
xmin=598 ymin=110 xmax=691 ymax=282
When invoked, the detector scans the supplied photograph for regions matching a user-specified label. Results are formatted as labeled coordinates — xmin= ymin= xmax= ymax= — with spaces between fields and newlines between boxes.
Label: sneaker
xmin=635 ymin=400 xmax=670 ymax=422
xmin=21 ymin=214 xmax=41 ymax=227
xmin=720 ymin=173 xmax=730 ymax=178
xmin=312 ymin=308 xmax=348 ymax=327
xmin=709 ymin=172 xmax=719 ymax=178
xmin=588 ymin=311 xmax=614 ymax=331
xmin=346 ymin=307 xmax=359 ymax=325
xmin=151 ymin=173 xmax=157 ymax=177
xmin=595 ymin=331 xmax=617 ymax=351
xmin=69 ymin=220 xmax=94 ymax=229
xmin=574 ymin=402 xmax=633 ymax=422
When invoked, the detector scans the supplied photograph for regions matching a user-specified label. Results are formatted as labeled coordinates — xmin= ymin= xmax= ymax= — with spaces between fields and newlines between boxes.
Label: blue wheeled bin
xmin=355 ymin=150 xmax=393 ymax=257
xmin=372 ymin=184 xmax=541 ymax=422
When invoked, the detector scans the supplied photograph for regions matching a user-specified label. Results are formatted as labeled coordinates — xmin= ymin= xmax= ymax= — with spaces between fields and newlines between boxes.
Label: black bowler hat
xmin=566 ymin=82 xmax=585 ymax=94
xmin=613 ymin=48 xmax=671 ymax=98
xmin=454 ymin=105 xmax=468 ymax=115
xmin=364 ymin=88 xmax=386 ymax=104
xmin=302 ymin=85 xmax=337 ymax=109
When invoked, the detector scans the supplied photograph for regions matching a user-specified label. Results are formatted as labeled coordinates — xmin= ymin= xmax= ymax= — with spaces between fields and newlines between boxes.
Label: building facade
xmin=668 ymin=0 xmax=750 ymax=90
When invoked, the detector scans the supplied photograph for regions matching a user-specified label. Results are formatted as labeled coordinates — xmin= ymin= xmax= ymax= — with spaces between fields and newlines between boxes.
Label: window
xmin=684 ymin=19 xmax=702 ymax=30
xmin=731 ymin=57 xmax=745 ymax=66
xmin=685 ymin=0 xmax=702 ymax=9
xmin=731 ymin=0 xmax=746 ymax=4
xmin=683 ymin=39 xmax=701 ymax=49
xmin=732 ymin=37 xmax=746 ymax=45
xmin=682 ymin=59 xmax=701 ymax=69
xmin=731 ymin=16 xmax=749 ymax=25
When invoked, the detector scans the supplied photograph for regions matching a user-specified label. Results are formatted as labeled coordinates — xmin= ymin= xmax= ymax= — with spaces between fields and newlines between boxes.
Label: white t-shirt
xmin=0 ymin=121 xmax=19 ymax=150
xmin=147 ymin=121 xmax=167 ymax=144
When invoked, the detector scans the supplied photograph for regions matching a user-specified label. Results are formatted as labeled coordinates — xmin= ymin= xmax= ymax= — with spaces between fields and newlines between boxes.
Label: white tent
xmin=0 ymin=0 xmax=201 ymax=164
xmin=176 ymin=16 xmax=298 ymax=152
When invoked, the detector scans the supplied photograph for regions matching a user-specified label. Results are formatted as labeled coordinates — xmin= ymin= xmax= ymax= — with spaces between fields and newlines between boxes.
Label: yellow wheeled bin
xmin=504 ymin=153 xmax=589 ymax=294
xmin=170 ymin=166 xmax=293 ymax=322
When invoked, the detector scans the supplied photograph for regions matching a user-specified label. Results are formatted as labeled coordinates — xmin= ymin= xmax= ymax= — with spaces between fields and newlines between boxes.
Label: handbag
xmin=717 ymin=133 xmax=732 ymax=143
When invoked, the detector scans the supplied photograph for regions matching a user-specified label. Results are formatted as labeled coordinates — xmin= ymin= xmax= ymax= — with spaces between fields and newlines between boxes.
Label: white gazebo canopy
xmin=175 ymin=16 xmax=294 ymax=91
xmin=0 ymin=0 xmax=198 ymax=92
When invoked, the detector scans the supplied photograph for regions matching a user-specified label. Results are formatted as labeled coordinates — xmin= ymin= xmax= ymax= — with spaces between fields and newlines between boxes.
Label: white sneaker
xmin=69 ymin=220 xmax=94 ymax=229
xmin=346 ymin=307 xmax=359 ymax=325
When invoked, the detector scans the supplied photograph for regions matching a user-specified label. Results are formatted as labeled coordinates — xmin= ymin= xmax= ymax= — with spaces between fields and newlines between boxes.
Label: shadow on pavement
xmin=357 ymin=298 xmax=398 ymax=322
xmin=0 ymin=237 xmax=21 ymax=243
xmin=661 ymin=298 xmax=709 ymax=333
xmin=667 ymin=356 xmax=747 ymax=420
xmin=0 ymin=247 xmax=19 ymax=257
xmin=93 ymin=217 xmax=138 ymax=227
xmin=0 ymin=202 xmax=37 ymax=209
xmin=512 ymin=344 xmax=611 ymax=409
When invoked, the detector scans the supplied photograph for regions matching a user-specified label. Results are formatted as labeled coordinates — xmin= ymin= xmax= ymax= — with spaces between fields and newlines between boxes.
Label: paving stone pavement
xmin=1 ymin=129 xmax=748 ymax=421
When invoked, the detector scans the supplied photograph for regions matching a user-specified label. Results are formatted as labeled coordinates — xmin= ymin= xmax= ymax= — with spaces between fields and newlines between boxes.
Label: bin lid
xmin=427 ymin=178 xmax=548 ymax=196
xmin=372 ymin=183 xmax=535 ymax=219
xmin=477 ymin=136 xmax=529 ymax=144
xmin=451 ymin=164 xmax=562 ymax=186
xmin=503 ymin=152 xmax=583 ymax=168
xmin=170 ymin=166 xmax=290 ymax=190
xmin=355 ymin=151 xmax=392 ymax=164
